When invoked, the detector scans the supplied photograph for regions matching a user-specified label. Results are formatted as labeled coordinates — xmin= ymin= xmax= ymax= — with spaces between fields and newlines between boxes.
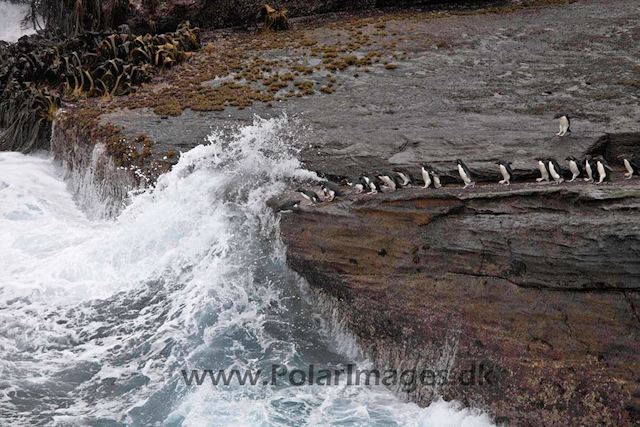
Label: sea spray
xmin=0 ymin=116 xmax=494 ymax=426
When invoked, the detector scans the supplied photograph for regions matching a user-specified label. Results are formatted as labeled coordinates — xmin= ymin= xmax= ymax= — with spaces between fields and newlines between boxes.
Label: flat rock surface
xmin=102 ymin=0 xmax=640 ymax=181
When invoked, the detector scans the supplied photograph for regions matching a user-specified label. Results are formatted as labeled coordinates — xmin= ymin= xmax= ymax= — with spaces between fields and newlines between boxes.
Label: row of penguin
xmin=282 ymin=115 xmax=639 ymax=209
xmin=284 ymin=153 xmax=638 ymax=209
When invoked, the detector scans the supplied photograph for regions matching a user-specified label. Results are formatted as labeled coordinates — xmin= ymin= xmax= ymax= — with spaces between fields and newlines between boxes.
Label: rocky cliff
xmin=42 ymin=0 xmax=640 ymax=424
xmin=280 ymin=176 xmax=640 ymax=425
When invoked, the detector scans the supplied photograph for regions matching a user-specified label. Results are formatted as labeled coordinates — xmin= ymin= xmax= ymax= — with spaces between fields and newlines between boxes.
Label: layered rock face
xmin=280 ymin=181 xmax=640 ymax=426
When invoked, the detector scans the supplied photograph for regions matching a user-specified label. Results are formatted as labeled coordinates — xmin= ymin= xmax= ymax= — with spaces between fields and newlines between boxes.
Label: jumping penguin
xmin=547 ymin=158 xmax=564 ymax=185
xmin=494 ymin=160 xmax=513 ymax=186
xmin=535 ymin=157 xmax=550 ymax=183
xmin=455 ymin=159 xmax=475 ymax=189
xmin=583 ymin=155 xmax=595 ymax=183
xmin=320 ymin=181 xmax=342 ymax=201
xmin=619 ymin=153 xmax=639 ymax=179
xmin=595 ymin=156 xmax=613 ymax=184
xmin=277 ymin=199 xmax=300 ymax=213
xmin=394 ymin=168 xmax=414 ymax=188
xmin=420 ymin=163 xmax=432 ymax=188
xmin=296 ymin=188 xmax=321 ymax=205
xmin=554 ymin=113 xmax=571 ymax=137
xmin=378 ymin=171 xmax=401 ymax=191
xmin=347 ymin=176 xmax=366 ymax=194
xmin=428 ymin=168 xmax=443 ymax=188
xmin=565 ymin=156 xmax=582 ymax=182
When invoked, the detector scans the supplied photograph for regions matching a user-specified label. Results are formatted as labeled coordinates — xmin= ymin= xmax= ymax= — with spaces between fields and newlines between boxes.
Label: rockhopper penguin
xmin=583 ymin=155 xmax=595 ymax=183
xmin=428 ymin=168 xmax=443 ymax=188
xmin=320 ymin=181 xmax=342 ymax=201
xmin=421 ymin=164 xmax=432 ymax=188
xmin=494 ymin=160 xmax=513 ymax=186
xmin=277 ymin=200 xmax=300 ymax=213
xmin=296 ymin=188 xmax=321 ymax=205
xmin=455 ymin=159 xmax=475 ymax=189
xmin=554 ymin=113 xmax=571 ymax=137
xmin=535 ymin=157 xmax=550 ymax=183
xmin=547 ymin=158 xmax=564 ymax=185
xmin=595 ymin=156 xmax=613 ymax=184
xmin=393 ymin=168 xmax=414 ymax=187
xmin=378 ymin=171 xmax=401 ymax=191
xmin=565 ymin=156 xmax=582 ymax=182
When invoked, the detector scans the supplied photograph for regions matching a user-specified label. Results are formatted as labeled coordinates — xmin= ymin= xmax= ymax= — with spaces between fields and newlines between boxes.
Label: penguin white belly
xmin=585 ymin=162 xmax=593 ymax=181
xmin=569 ymin=162 xmax=579 ymax=175
xmin=354 ymin=184 xmax=364 ymax=193
xmin=499 ymin=164 xmax=510 ymax=182
xmin=597 ymin=162 xmax=606 ymax=183
xmin=458 ymin=164 xmax=471 ymax=184
xmin=327 ymin=189 xmax=335 ymax=200
xmin=380 ymin=176 xmax=396 ymax=190
xmin=537 ymin=161 xmax=549 ymax=181
xmin=559 ymin=117 xmax=569 ymax=135
xmin=398 ymin=173 xmax=410 ymax=186
xmin=623 ymin=159 xmax=634 ymax=178
xmin=548 ymin=163 xmax=563 ymax=184
xmin=433 ymin=175 xmax=442 ymax=188
xmin=569 ymin=161 xmax=579 ymax=181
xmin=421 ymin=169 xmax=431 ymax=188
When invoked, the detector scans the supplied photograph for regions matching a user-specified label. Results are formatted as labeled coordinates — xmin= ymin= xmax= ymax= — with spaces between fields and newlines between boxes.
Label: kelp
xmin=0 ymin=22 xmax=200 ymax=152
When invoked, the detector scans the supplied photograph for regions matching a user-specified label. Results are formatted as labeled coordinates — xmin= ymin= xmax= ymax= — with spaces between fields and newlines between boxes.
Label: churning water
xmin=0 ymin=116 xmax=495 ymax=426
xmin=0 ymin=1 xmax=38 ymax=43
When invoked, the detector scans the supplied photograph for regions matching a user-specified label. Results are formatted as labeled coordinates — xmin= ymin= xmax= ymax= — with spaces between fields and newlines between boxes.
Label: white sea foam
xmin=0 ymin=116 xmax=495 ymax=426
xmin=0 ymin=1 xmax=38 ymax=43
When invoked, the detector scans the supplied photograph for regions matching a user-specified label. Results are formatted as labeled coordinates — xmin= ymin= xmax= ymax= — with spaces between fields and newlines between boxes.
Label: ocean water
xmin=0 ymin=1 xmax=38 ymax=43
xmin=0 ymin=116 xmax=495 ymax=426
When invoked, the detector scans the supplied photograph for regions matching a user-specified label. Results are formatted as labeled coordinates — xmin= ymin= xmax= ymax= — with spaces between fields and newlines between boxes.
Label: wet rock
xmin=280 ymin=180 xmax=640 ymax=425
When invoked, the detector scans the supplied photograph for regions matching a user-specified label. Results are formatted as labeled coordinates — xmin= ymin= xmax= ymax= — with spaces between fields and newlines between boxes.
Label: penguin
xmin=420 ymin=163 xmax=432 ymax=188
xmin=494 ymin=160 xmax=513 ymax=186
xmin=565 ymin=156 xmax=582 ymax=182
xmin=363 ymin=173 xmax=383 ymax=194
xmin=455 ymin=159 xmax=475 ymax=189
xmin=594 ymin=155 xmax=613 ymax=184
xmin=347 ymin=176 xmax=366 ymax=194
xmin=554 ymin=113 xmax=571 ymax=137
xmin=534 ymin=157 xmax=550 ymax=183
xmin=320 ymin=181 xmax=342 ymax=201
xmin=378 ymin=171 xmax=401 ymax=191
xmin=428 ymin=168 xmax=443 ymax=188
xmin=583 ymin=154 xmax=595 ymax=183
xmin=547 ymin=158 xmax=564 ymax=185
xmin=296 ymin=188 xmax=321 ymax=205
xmin=277 ymin=199 xmax=300 ymax=213
xmin=618 ymin=153 xmax=639 ymax=179
xmin=393 ymin=168 xmax=414 ymax=188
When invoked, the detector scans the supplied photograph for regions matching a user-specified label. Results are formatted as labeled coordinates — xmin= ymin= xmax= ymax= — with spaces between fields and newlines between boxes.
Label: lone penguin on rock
xmin=554 ymin=113 xmax=571 ymax=137
xmin=534 ymin=157 xmax=550 ymax=183
xmin=296 ymin=188 xmax=321 ymax=205
xmin=547 ymin=158 xmax=564 ymax=185
xmin=565 ymin=156 xmax=582 ymax=182
xmin=393 ymin=168 xmax=414 ymax=188
xmin=320 ymin=181 xmax=342 ymax=201
xmin=618 ymin=153 xmax=640 ymax=179
xmin=455 ymin=159 xmax=475 ymax=189
xmin=595 ymin=155 xmax=613 ymax=184
xmin=277 ymin=199 xmax=300 ymax=213
xmin=494 ymin=160 xmax=513 ymax=186
xmin=583 ymin=155 xmax=596 ymax=183
xmin=420 ymin=163 xmax=433 ymax=188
